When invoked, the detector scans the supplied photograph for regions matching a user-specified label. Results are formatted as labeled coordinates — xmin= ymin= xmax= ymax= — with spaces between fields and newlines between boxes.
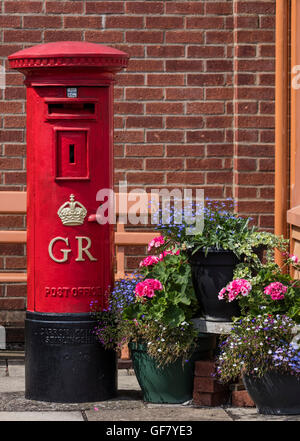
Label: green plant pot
xmin=129 ymin=334 xmax=214 ymax=404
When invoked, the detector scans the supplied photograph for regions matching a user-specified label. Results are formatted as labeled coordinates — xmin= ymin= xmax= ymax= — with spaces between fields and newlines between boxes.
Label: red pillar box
xmin=8 ymin=42 xmax=128 ymax=403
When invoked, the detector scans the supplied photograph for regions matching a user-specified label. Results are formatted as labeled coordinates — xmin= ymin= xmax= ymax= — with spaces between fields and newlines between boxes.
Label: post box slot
xmin=69 ymin=144 xmax=75 ymax=163
xmin=48 ymin=102 xmax=95 ymax=115
xmin=55 ymin=129 xmax=89 ymax=180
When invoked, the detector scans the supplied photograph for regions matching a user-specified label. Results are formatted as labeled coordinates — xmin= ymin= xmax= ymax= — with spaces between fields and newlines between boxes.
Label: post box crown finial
xmin=57 ymin=194 xmax=87 ymax=226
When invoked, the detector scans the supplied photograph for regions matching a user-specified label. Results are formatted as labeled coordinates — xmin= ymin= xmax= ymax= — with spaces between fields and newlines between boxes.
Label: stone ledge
xmin=192 ymin=318 xmax=233 ymax=334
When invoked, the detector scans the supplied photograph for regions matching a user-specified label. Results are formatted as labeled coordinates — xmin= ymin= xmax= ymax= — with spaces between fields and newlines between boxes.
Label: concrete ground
xmin=0 ymin=358 xmax=299 ymax=422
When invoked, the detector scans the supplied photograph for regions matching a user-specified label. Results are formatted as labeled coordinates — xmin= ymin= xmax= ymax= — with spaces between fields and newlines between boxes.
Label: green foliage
xmin=233 ymin=254 xmax=300 ymax=323
xmin=215 ymin=314 xmax=299 ymax=383
xmin=124 ymin=253 xmax=198 ymax=328
xmin=157 ymin=199 xmax=289 ymax=263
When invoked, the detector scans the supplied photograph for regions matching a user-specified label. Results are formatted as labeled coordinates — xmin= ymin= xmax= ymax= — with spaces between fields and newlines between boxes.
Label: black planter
xmin=188 ymin=248 xmax=241 ymax=322
xmin=243 ymin=372 xmax=300 ymax=415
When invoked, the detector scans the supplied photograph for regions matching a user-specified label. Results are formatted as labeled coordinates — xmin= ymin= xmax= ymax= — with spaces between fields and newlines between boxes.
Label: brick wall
xmin=0 ymin=0 xmax=276 ymax=340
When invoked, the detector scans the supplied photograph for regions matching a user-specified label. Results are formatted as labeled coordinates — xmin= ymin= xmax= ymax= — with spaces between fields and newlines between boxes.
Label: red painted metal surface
xmin=9 ymin=42 xmax=129 ymax=313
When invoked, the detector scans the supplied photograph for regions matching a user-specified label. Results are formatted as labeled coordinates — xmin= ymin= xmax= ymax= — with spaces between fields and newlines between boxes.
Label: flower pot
xmin=188 ymin=248 xmax=241 ymax=322
xmin=243 ymin=371 xmax=300 ymax=415
xmin=129 ymin=335 xmax=214 ymax=404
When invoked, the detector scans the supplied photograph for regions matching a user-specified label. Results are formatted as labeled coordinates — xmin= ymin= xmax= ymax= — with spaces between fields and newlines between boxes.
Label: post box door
xmin=26 ymin=85 xmax=114 ymax=313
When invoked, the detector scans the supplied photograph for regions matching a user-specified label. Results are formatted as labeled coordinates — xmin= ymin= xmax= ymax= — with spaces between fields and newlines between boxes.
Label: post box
xmin=8 ymin=42 xmax=129 ymax=402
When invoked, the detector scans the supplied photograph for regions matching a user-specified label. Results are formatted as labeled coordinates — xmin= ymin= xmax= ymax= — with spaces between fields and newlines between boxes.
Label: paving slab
xmin=85 ymin=406 xmax=232 ymax=421
xmin=0 ymin=411 xmax=84 ymax=421
xmin=227 ymin=407 xmax=300 ymax=421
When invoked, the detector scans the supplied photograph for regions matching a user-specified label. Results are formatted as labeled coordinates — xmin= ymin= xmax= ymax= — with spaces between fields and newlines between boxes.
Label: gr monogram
xmin=48 ymin=236 xmax=97 ymax=263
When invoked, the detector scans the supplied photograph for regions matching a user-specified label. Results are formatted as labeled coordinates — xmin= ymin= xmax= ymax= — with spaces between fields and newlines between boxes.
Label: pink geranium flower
xmin=135 ymin=278 xmax=163 ymax=299
xmin=218 ymin=279 xmax=252 ymax=302
xmin=147 ymin=235 xmax=165 ymax=252
xmin=139 ymin=255 xmax=160 ymax=267
xmin=264 ymin=282 xmax=287 ymax=300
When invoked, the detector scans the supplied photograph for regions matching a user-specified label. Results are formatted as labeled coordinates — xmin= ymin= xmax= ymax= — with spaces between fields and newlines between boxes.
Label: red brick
xmin=46 ymin=1 xmax=84 ymax=13
xmin=114 ymin=130 xmax=144 ymax=143
xmin=237 ymin=116 xmax=274 ymax=129
xmin=166 ymin=145 xmax=205 ymax=157
xmin=207 ymin=172 xmax=233 ymax=184
xmin=147 ymin=74 xmax=184 ymax=86
xmin=0 ymin=131 xmax=23 ymax=143
xmin=235 ymin=45 xmax=257 ymax=57
xmin=194 ymin=377 xmax=228 ymax=394
xmin=231 ymin=390 xmax=255 ymax=407
xmin=146 ymin=131 xmax=184 ymax=143
xmin=146 ymin=158 xmax=183 ymax=171
xmin=167 ymin=172 xmax=205 ymax=185
xmin=126 ymin=1 xmax=164 ymax=14
xmin=236 ymin=2 xmax=275 ymax=14
xmin=205 ymin=2 xmax=232 ymax=15
xmin=64 ymin=16 xmax=102 ymax=29
xmin=5 ymin=1 xmax=43 ymax=13
xmin=187 ymin=131 xmax=224 ymax=143
xmin=126 ymin=145 xmax=163 ymax=157
xmin=0 ymin=298 xmax=25 ymax=310
xmin=187 ymin=17 xmax=224 ymax=29
xmin=206 ymin=144 xmax=234 ymax=157
xmin=0 ymin=158 xmax=23 ymax=170
xmin=166 ymin=31 xmax=204 ymax=44
xmin=24 ymin=16 xmax=62 ymax=28
xmin=235 ymin=187 xmax=258 ymax=199
xmin=166 ymin=2 xmax=204 ymax=14
xmin=126 ymin=88 xmax=163 ymax=101
xmin=4 ymin=30 xmax=42 ymax=42
xmin=166 ymin=60 xmax=204 ymax=72
xmin=237 ymin=59 xmax=275 ymax=72
xmin=193 ymin=391 xmax=229 ymax=406
xmin=4 ymin=116 xmax=26 ymax=129
xmin=206 ymin=60 xmax=233 ymax=72
xmin=86 ymin=1 xmax=124 ymax=14
xmin=106 ymin=16 xmax=143 ymax=29
xmin=44 ymin=30 xmax=83 ymax=42
xmin=236 ymin=16 xmax=259 ymax=28
xmin=206 ymin=31 xmax=233 ymax=44
xmin=235 ymin=158 xmax=257 ymax=171
xmin=206 ymin=116 xmax=232 ymax=128
xmin=187 ymin=102 xmax=224 ymax=115
xmin=147 ymin=46 xmax=185 ymax=58
xmin=5 ymin=257 xmax=26 ymax=269
xmin=0 ymin=215 xmax=24 ymax=228
xmin=4 ymin=172 xmax=27 ymax=185
xmin=6 ymin=284 xmax=26 ymax=298
xmin=0 ymin=16 xmax=21 ymax=27
xmin=259 ymin=44 xmax=275 ymax=57
xmin=0 ymin=102 xmax=23 ymax=114
xmin=188 ymin=46 xmax=225 ymax=58
xmin=5 ymin=88 xmax=26 ymax=100
xmin=126 ymin=60 xmax=164 ymax=72
xmin=127 ymin=172 xmax=165 ymax=185
xmin=146 ymin=102 xmax=184 ymax=115
xmin=166 ymin=116 xmax=204 ymax=129
xmin=114 ymin=158 xmax=143 ymax=170
xmin=126 ymin=116 xmax=163 ymax=129
xmin=0 ymin=244 xmax=24 ymax=256
xmin=146 ymin=16 xmax=183 ymax=29
xmin=206 ymin=88 xmax=233 ymax=100
xmin=187 ymin=74 xmax=225 ymax=86
xmin=166 ymin=88 xmax=204 ymax=100
xmin=4 ymin=144 xmax=26 ymax=157
xmin=115 ymin=102 xmax=144 ymax=115
xmin=236 ymin=102 xmax=258 ymax=114
xmin=235 ymin=173 xmax=274 ymax=186
xmin=259 ymin=158 xmax=275 ymax=171
xmin=126 ymin=31 xmax=163 ymax=44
